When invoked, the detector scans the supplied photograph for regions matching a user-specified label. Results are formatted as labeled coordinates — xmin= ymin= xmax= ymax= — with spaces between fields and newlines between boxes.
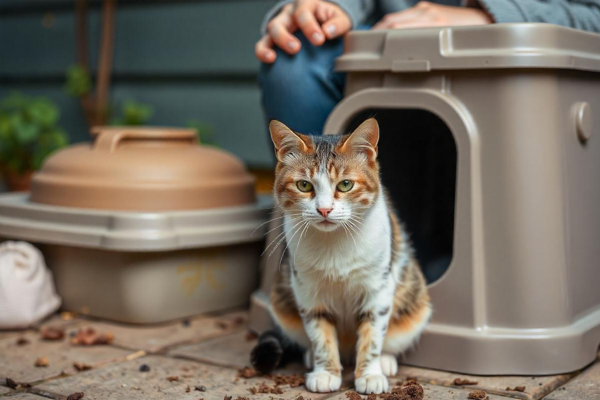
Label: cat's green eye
xmin=296 ymin=180 xmax=314 ymax=192
xmin=336 ymin=180 xmax=354 ymax=192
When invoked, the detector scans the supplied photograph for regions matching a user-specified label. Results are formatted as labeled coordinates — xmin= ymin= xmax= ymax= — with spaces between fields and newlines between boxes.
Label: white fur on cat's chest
xmin=283 ymin=196 xmax=393 ymax=293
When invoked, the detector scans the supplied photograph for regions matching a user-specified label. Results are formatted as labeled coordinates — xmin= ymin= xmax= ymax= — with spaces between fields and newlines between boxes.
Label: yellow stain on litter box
xmin=177 ymin=250 xmax=226 ymax=295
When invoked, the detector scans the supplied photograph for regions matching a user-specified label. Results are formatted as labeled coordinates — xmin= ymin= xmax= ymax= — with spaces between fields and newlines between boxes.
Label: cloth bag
xmin=0 ymin=241 xmax=61 ymax=329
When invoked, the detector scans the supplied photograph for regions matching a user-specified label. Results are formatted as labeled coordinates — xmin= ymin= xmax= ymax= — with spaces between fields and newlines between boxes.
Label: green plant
xmin=111 ymin=100 xmax=153 ymax=126
xmin=65 ymin=64 xmax=92 ymax=97
xmin=0 ymin=92 xmax=69 ymax=173
xmin=186 ymin=120 xmax=217 ymax=146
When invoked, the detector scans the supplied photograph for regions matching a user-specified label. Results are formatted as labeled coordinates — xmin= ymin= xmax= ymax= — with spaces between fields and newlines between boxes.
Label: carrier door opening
xmin=344 ymin=109 xmax=457 ymax=284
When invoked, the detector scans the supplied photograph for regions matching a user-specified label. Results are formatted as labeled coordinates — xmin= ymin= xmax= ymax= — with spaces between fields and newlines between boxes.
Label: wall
xmin=0 ymin=0 xmax=277 ymax=168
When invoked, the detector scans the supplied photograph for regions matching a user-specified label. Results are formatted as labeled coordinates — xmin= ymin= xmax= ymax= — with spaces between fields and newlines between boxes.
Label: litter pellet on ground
xmin=16 ymin=337 xmax=30 ymax=346
xmin=40 ymin=326 xmax=65 ymax=341
xmin=34 ymin=357 xmax=49 ymax=367
xmin=468 ymin=390 xmax=489 ymax=400
xmin=454 ymin=378 xmax=478 ymax=386
xmin=73 ymin=362 xmax=92 ymax=371
xmin=70 ymin=327 xmax=114 ymax=345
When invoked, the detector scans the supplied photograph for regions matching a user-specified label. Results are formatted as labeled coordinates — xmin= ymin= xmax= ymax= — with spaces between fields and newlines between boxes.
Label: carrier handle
xmin=91 ymin=127 xmax=198 ymax=153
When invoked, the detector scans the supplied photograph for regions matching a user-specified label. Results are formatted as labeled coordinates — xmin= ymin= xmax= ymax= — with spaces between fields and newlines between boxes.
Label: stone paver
xmin=0 ymin=328 xmax=32 ymax=341
xmin=0 ymin=330 xmax=134 ymax=383
xmin=328 ymin=384 xmax=510 ymax=400
xmin=38 ymin=355 xmax=327 ymax=400
xmin=0 ymin=394 xmax=49 ymax=399
xmin=544 ymin=359 xmax=600 ymax=400
xmin=394 ymin=364 xmax=576 ymax=400
xmin=3 ymin=308 xmax=600 ymax=399
xmin=76 ymin=313 xmax=246 ymax=353
xmin=169 ymin=330 xmax=256 ymax=369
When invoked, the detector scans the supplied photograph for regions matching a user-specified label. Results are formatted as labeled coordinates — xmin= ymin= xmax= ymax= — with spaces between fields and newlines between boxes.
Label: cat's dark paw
xmin=250 ymin=335 xmax=283 ymax=374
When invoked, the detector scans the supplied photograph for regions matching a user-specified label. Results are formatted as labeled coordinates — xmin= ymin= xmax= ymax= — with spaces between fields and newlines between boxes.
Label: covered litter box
xmin=250 ymin=24 xmax=600 ymax=375
xmin=0 ymin=127 xmax=271 ymax=323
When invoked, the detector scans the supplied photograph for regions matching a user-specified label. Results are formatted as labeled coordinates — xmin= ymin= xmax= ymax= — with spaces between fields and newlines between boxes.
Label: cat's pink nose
xmin=317 ymin=207 xmax=333 ymax=218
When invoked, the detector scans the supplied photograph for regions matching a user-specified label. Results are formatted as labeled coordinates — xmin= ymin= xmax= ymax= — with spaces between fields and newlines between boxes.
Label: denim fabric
xmin=258 ymin=31 xmax=345 ymax=136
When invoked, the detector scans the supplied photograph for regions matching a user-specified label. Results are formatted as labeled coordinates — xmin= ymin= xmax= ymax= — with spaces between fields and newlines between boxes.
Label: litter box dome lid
xmin=30 ymin=126 xmax=256 ymax=211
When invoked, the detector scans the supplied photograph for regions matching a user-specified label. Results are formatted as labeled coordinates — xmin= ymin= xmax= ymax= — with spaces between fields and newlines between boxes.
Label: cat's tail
xmin=250 ymin=329 xmax=303 ymax=374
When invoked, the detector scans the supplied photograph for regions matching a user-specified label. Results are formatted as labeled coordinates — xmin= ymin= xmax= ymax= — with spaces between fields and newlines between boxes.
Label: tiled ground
xmin=1 ymin=309 xmax=598 ymax=400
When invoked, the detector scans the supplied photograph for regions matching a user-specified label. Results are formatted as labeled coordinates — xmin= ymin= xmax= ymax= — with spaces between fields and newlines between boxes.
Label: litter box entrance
xmin=343 ymin=109 xmax=457 ymax=284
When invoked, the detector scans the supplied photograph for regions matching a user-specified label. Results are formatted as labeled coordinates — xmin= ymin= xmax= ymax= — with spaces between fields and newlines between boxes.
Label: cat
xmin=251 ymin=118 xmax=431 ymax=395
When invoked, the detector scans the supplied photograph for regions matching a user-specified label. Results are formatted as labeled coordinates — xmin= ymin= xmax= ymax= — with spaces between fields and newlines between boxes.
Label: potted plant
xmin=0 ymin=92 xmax=69 ymax=191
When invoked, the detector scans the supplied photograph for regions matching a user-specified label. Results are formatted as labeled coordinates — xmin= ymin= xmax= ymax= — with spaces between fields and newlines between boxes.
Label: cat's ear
xmin=269 ymin=120 xmax=312 ymax=162
xmin=338 ymin=118 xmax=379 ymax=160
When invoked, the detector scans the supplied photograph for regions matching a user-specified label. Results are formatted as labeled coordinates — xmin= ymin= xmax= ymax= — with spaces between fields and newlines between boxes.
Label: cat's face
xmin=270 ymin=118 xmax=381 ymax=233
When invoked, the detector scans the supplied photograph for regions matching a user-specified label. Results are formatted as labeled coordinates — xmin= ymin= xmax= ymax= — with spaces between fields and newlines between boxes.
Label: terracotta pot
xmin=31 ymin=126 xmax=256 ymax=211
xmin=4 ymin=169 xmax=33 ymax=192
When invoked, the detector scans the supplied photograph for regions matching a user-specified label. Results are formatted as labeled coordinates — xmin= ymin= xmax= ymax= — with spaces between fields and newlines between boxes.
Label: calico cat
xmin=251 ymin=118 xmax=431 ymax=395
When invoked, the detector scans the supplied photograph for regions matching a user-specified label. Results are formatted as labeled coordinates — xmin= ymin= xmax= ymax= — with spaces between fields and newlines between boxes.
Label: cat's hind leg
xmin=383 ymin=302 xmax=432 ymax=357
xmin=384 ymin=258 xmax=432 ymax=358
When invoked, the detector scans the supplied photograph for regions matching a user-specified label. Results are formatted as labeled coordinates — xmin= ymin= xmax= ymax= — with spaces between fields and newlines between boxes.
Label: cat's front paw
xmin=380 ymin=353 xmax=398 ymax=377
xmin=306 ymin=371 xmax=342 ymax=393
xmin=355 ymin=374 xmax=389 ymax=394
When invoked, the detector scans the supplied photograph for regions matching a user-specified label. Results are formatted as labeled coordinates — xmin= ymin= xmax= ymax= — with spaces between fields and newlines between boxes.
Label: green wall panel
xmin=0 ymin=1 xmax=275 ymax=76
xmin=0 ymin=1 xmax=278 ymax=168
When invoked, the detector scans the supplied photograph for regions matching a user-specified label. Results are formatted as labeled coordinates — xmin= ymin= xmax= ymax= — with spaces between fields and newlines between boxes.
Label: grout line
xmin=155 ymin=326 xmax=247 ymax=355
xmin=27 ymin=387 xmax=66 ymax=400
xmin=168 ymin=353 xmax=246 ymax=371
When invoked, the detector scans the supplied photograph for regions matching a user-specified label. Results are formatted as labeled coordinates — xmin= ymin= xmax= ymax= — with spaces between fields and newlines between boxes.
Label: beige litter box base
xmin=48 ymin=244 xmax=261 ymax=324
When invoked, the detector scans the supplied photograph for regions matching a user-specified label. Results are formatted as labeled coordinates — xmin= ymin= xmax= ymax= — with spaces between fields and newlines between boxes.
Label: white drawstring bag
xmin=0 ymin=241 xmax=61 ymax=329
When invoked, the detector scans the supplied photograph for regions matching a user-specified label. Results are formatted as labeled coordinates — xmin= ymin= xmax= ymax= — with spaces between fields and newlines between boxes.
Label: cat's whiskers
xmin=260 ymin=213 xmax=304 ymax=237
xmin=346 ymin=217 xmax=366 ymax=237
xmin=293 ymin=220 xmax=312 ymax=267
xmin=262 ymin=215 xmax=303 ymax=257
xmin=252 ymin=213 xmax=302 ymax=236
xmin=345 ymin=222 xmax=363 ymax=244
xmin=268 ymin=217 xmax=306 ymax=259
xmin=279 ymin=219 xmax=309 ymax=271
xmin=341 ymin=220 xmax=357 ymax=248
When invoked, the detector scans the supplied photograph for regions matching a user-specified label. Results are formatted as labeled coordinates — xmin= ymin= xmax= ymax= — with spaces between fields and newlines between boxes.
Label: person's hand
xmin=373 ymin=1 xmax=492 ymax=30
xmin=255 ymin=0 xmax=352 ymax=63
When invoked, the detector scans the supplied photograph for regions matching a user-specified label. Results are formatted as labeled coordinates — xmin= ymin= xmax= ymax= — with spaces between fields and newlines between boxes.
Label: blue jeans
xmin=258 ymin=31 xmax=345 ymax=136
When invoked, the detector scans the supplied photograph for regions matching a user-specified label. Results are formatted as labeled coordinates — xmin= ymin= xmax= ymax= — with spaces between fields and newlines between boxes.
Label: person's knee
xmin=259 ymin=33 xmax=316 ymax=96
xmin=258 ymin=31 xmax=344 ymax=134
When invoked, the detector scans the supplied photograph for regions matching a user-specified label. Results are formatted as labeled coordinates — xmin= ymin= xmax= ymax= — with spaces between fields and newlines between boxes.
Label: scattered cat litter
xmin=454 ymin=378 xmax=478 ymax=386
xmin=40 ymin=326 xmax=64 ymax=341
xmin=73 ymin=362 xmax=92 ymax=371
xmin=34 ymin=357 xmax=49 ymax=367
xmin=468 ymin=390 xmax=489 ymax=400
xmin=70 ymin=327 xmax=113 ymax=345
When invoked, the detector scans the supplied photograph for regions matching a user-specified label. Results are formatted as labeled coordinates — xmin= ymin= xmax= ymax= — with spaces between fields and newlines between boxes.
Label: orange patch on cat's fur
xmin=355 ymin=321 xmax=375 ymax=378
xmin=273 ymin=309 xmax=304 ymax=331
xmin=317 ymin=319 xmax=342 ymax=375
xmin=386 ymin=304 xmax=431 ymax=336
